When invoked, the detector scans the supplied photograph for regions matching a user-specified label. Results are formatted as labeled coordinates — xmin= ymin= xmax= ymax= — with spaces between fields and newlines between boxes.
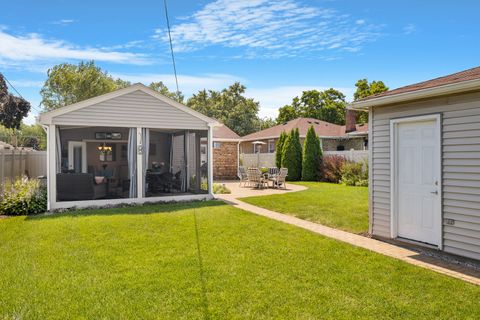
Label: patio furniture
xmin=238 ymin=166 xmax=249 ymax=187
xmin=267 ymin=167 xmax=279 ymax=179
xmin=247 ymin=168 xmax=268 ymax=189
xmin=57 ymin=173 xmax=107 ymax=201
xmin=271 ymin=168 xmax=288 ymax=189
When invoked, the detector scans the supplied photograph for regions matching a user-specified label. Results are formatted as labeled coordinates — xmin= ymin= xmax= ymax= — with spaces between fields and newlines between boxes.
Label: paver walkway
xmin=215 ymin=182 xmax=480 ymax=286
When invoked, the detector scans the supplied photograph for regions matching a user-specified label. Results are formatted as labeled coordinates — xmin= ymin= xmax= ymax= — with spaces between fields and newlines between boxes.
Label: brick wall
xmin=213 ymin=141 xmax=238 ymax=180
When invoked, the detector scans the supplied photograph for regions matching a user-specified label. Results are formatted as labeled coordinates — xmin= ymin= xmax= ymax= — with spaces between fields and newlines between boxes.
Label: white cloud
xmin=154 ymin=0 xmax=382 ymax=58
xmin=0 ymin=30 xmax=151 ymax=67
xmin=111 ymin=72 xmax=243 ymax=96
xmin=53 ymin=19 xmax=77 ymax=26
xmin=403 ymin=23 xmax=416 ymax=35
xmin=9 ymin=80 xmax=44 ymax=88
xmin=247 ymin=86 xmax=355 ymax=119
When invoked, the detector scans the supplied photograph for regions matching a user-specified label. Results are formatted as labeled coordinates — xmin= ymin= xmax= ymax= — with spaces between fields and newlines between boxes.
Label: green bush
xmin=0 ymin=177 xmax=47 ymax=215
xmin=212 ymin=183 xmax=231 ymax=194
xmin=275 ymin=131 xmax=287 ymax=168
xmin=302 ymin=126 xmax=322 ymax=181
xmin=281 ymin=129 xmax=302 ymax=181
xmin=340 ymin=160 xmax=368 ymax=186
xmin=320 ymin=155 xmax=346 ymax=183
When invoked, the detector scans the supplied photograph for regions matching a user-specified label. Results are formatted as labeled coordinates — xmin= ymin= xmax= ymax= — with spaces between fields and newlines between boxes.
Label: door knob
xmin=430 ymin=190 xmax=438 ymax=195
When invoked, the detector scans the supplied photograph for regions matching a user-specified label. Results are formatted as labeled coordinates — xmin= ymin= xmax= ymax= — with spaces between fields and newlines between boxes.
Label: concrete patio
xmin=214 ymin=180 xmax=307 ymax=198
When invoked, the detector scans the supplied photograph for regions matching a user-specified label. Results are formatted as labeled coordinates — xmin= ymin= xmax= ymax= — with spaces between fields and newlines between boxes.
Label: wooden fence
xmin=0 ymin=149 xmax=47 ymax=189
xmin=323 ymin=150 xmax=369 ymax=162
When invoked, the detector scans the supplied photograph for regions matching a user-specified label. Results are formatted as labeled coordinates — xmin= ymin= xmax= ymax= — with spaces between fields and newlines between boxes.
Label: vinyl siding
xmin=52 ymin=90 xmax=208 ymax=130
xmin=371 ymin=90 xmax=480 ymax=260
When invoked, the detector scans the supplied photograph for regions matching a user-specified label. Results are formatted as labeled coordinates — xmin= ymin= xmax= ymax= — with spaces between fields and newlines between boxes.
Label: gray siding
xmin=371 ymin=91 xmax=480 ymax=260
xmin=53 ymin=90 xmax=208 ymax=130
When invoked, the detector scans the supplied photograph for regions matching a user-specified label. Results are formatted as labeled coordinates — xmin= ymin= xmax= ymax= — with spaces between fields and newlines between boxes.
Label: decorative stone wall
xmin=213 ymin=141 xmax=238 ymax=180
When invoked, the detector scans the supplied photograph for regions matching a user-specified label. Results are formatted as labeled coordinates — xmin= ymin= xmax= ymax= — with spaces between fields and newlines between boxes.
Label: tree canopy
xmin=276 ymin=88 xmax=346 ymax=125
xmin=187 ymin=82 xmax=268 ymax=136
xmin=354 ymin=79 xmax=388 ymax=123
xmin=149 ymin=81 xmax=184 ymax=103
xmin=40 ymin=61 xmax=131 ymax=111
xmin=0 ymin=74 xmax=31 ymax=130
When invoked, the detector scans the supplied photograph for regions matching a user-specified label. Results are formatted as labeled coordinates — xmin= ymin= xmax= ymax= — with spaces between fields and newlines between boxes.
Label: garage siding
xmin=53 ymin=90 xmax=209 ymax=130
xmin=371 ymin=91 xmax=480 ymax=260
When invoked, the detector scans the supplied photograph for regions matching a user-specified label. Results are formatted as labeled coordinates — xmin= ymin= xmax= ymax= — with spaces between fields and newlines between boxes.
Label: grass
xmin=1 ymin=201 xmax=479 ymax=319
xmin=242 ymin=182 xmax=369 ymax=233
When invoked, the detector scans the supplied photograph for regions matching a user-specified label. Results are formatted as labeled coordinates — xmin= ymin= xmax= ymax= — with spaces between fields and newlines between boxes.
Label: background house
xmin=212 ymin=124 xmax=240 ymax=180
xmin=240 ymin=117 xmax=368 ymax=154
xmin=351 ymin=66 xmax=480 ymax=261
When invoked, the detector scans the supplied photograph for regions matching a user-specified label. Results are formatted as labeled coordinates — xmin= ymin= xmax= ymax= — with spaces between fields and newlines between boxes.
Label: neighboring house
xmin=240 ymin=116 xmax=368 ymax=154
xmin=211 ymin=124 xmax=241 ymax=180
xmin=39 ymin=83 xmax=219 ymax=210
xmin=351 ymin=66 xmax=480 ymax=261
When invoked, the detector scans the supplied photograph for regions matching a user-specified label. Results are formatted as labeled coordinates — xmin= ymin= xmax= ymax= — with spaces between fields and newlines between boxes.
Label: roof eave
xmin=349 ymin=78 xmax=480 ymax=111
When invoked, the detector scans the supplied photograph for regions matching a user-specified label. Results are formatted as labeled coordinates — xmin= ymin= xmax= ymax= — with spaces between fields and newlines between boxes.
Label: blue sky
xmin=1 ymin=0 xmax=479 ymax=124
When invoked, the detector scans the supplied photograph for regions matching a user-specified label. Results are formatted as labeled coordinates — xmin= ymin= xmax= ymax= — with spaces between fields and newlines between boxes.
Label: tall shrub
xmin=294 ymin=128 xmax=303 ymax=177
xmin=0 ymin=177 xmax=47 ymax=215
xmin=281 ymin=129 xmax=302 ymax=181
xmin=320 ymin=155 xmax=346 ymax=183
xmin=302 ymin=126 xmax=321 ymax=181
xmin=276 ymin=131 xmax=286 ymax=168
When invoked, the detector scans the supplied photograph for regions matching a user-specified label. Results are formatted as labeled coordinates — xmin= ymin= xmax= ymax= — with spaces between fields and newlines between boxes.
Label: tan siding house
xmin=351 ymin=66 xmax=480 ymax=260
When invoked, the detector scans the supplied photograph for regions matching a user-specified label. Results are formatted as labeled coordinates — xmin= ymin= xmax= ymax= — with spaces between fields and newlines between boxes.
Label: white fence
xmin=240 ymin=153 xmax=276 ymax=168
xmin=0 ymin=149 xmax=47 ymax=187
xmin=323 ymin=150 xmax=369 ymax=162
xmin=240 ymin=150 xmax=368 ymax=168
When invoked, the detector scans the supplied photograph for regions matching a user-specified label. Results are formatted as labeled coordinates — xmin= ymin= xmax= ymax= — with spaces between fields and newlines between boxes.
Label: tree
xmin=0 ymin=74 xmax=31 ymax=133
xmin=302 ymin=126 xmax=321 ymax=181
xmin=0 ymin=123 xmax=46 ymax=150
xmin=281 ymin=129 xmax=302 ymax=181
xmin=149 ymin=81 xmax=184 ymax=103
xmin=275 ymin=131 xmax=287 ymax=168
xmin=257 ymin=117 xmax=276 ymax=131
xmin=354 ymin=79 xmax=389 ymax=123
xmin=187 ymin=82 xmax=261 ymax=136
xmin=276 ymin=89 xmax=347 ymax=125
xmin=40 ymin=61 xmax=131 ymax=111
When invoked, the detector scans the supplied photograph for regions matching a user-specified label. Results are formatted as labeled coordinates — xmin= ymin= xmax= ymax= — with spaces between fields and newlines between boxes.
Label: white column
xmin=368 ymin=109 xmax=373 ymax=234
xmin=207 ymin=125 xmax=214 ymax=196
xmin=47 ymin=125 xmax=57 ymax=210
xmin=136 ymin=127 xmax=143 ymax=198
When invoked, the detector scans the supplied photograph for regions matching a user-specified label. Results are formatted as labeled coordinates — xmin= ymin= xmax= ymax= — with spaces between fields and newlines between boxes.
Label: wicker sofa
xmin=56 ymin=173 xmax=107 ymax=201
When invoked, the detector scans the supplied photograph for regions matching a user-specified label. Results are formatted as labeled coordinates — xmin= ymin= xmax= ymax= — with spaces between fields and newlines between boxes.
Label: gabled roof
xmin=213 ymin=124 xmax=240 ymax=140
xmin=241 ymin=117 xmax=368 ymax=141
xmin=351 ymin=66 xmax=480 ymax=110
xmin=39 ymin=83 xmax=219 ymax=126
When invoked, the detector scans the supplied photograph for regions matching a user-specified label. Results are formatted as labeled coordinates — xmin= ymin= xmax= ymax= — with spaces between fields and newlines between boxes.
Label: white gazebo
xmin=39 ymin=83 xmax=219 ymax=210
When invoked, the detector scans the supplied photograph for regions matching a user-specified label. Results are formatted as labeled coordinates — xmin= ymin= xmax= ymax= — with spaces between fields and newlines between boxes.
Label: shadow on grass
xmin=25 ymin=200 xmax=227 ymax=221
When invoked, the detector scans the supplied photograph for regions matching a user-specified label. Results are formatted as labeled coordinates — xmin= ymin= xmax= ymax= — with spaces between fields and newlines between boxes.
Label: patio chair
xmin=271 ymin=168 xmax=288 ymax=189
xmin=267 ymin=167 xmax=279 ymax=179
xmin=247 ymin=168 xmax=267 ymax=189
xmin=238 ymin=166 xmax=249 ymax=187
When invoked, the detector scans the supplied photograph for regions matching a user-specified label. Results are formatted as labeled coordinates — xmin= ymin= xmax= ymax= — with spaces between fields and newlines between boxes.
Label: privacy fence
xmin=0 ymin=149 xmax=47 ymax=190
xmin=240 ymin=150 xmax=368 ymax=168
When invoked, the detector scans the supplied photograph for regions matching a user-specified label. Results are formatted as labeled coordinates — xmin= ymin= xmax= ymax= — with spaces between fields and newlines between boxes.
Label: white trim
xmin=39 ymin=83 xmax=219 ymax=126
xmin=368 ymin=109 xmax=373 ymax=234
xmin=136 ymin=127 xmax=143 ymax=198
xmin=350 ymin=78 xmax=480 ymax=110
xmin=207 ymin=124 xmax=214 ymax=195
xmin=389 ymin=114 xmax=442 ymax=249
xmin=50 ymin=194 xmax=213 ymax=210
xmin=47 ymin=125 xmax=57 ymax=208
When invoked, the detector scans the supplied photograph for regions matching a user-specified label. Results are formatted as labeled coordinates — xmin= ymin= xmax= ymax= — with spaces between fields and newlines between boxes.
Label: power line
xmin=1 ymin=73 xmax=42 ymax=113
xmin=163 ymin=0 xmax=180 ymax=96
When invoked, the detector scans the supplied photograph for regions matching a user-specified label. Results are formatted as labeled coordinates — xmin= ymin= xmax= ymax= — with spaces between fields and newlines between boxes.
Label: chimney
xmin=345 ymin=109 xmax=357 ymax=133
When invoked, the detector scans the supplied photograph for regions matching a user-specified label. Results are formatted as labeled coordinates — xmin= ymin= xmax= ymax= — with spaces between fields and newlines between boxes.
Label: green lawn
xmin=1 ymin=201 xmax=479 ymax=319
xmin=242 ymin=182 xmax=369 ymax=233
